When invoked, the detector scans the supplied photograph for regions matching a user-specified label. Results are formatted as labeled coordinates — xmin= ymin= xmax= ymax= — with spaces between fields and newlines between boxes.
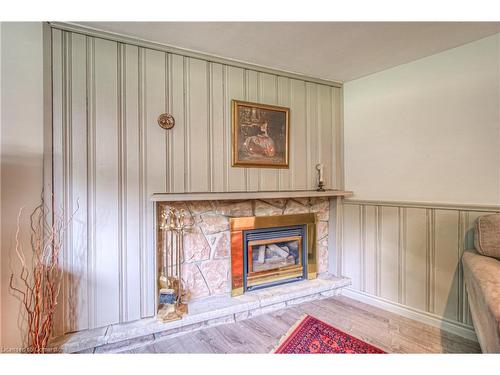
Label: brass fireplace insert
xmin=230 ymin=213 xmax=317 ymax=296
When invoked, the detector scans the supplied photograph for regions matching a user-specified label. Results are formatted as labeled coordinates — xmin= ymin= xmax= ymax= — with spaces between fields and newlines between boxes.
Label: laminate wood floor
xmin=128 ymin=295 xmax=481 ymax=354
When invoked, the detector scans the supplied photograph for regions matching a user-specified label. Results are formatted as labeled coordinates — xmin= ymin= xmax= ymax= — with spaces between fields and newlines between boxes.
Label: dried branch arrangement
xmin=9 ymin=197 xmax=76 ymax=353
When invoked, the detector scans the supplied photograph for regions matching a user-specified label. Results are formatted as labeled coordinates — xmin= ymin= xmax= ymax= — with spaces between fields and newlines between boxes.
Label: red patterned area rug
xmin=273 ymin=315 xmax=386 ymax=354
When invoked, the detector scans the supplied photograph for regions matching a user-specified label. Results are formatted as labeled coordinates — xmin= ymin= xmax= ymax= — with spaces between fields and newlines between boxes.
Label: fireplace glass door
xmin=243 ymin=225 xmax=306 ymax=291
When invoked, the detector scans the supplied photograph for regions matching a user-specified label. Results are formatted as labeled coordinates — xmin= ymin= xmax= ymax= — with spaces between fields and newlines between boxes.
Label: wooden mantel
xmin=151 ymin=189 xmax=353 ymax=202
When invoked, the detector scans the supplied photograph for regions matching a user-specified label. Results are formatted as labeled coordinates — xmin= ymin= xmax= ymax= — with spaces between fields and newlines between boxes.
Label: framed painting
xmin=232 ymin=100 xmax=290 ymax=168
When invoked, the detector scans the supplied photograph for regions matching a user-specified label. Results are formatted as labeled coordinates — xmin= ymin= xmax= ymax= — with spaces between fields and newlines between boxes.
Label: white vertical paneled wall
xmin=341 ymin=200 xmax=500 ymax=338
xmin=51 ymin=29 xmax=342 ymax=333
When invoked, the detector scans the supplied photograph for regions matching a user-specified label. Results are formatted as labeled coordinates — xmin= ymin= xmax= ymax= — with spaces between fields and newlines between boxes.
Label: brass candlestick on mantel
xmin=316 ymin=163 xmax=325 ymax=191
xmin=157 ymin=206 xmax=190 ymax=322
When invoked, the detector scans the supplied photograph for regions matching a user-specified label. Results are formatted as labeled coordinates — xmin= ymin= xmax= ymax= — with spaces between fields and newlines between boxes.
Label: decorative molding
xmin=344 ymin=199 xmax=500 ymax=212
xmin=48 ymin=22 xmax=343 ymax=89
xmin=342 ymin=288 xmax=477 ymax=343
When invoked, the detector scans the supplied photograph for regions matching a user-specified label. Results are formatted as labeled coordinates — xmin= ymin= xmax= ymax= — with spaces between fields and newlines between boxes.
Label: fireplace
xmin=230 ymin=213 xmax=317 ymax=296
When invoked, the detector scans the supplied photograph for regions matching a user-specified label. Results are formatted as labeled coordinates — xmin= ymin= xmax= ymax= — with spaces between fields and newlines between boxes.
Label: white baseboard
xmin=342 ymin=288 xmax=478 ymax=343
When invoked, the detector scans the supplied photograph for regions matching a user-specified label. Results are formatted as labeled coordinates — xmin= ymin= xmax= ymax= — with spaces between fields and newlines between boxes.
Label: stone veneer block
xmin=261 ymin=199 xmax=287 ymax=208
xmin=320 ymin=289 xmax=342 ymax=298
xmin=187 ymin=201 xmax=213 ymax=214
xmin=310 ymin=198 xmax=330 ymax=221
xmin=283 ymin=200 xmax=310 ymax=214
xmin=183 ymin=226 xmax=211 ymax=263
xmin=199 ymin=259 xmax=230 ymax=294
xmin=183 ymin=263 xmax=210 ymax=300
xmin=254 ymin=200 xmax=284 ymax=216
xmin=317 ymin=237 xmax=329 ymax=274
xmin=285 ymin=293 xmax=322 ymax=306
xmin=50 ymin=326 xmax=108 ymax=353
xmin=317 ymin=221 xmax=328 ymax=240
xmin=203 ymin=315 xmax=236 ymax=327
xmin=293 ymin=197 xmax=311 ymax=206
xmin=215 ymin=200 xmax=253 ymax=217
xmin=206 ymin=231 xmax=230 ymax=259
xmin=94 ymin=334 xmax=155 ymax=354
xmin=153 ymin=322 xmax=205 ymax=340
xmin=199 ymin=213 xmax=229 ymax=235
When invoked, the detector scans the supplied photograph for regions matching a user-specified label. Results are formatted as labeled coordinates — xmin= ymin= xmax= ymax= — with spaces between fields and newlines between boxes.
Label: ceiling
xmin=76 ymin=22 xmax=500 ymax=82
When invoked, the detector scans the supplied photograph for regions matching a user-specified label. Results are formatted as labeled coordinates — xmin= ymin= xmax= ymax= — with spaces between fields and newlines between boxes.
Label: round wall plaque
xmin=158 ymin=113 xmax=175 ymax=130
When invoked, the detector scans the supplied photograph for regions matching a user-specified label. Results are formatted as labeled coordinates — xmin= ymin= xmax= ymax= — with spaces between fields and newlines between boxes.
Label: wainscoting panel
xmin=433 ymin=210 xmax=460 ymax=321
xmin=362 ymin=205 xmax=377 ymax=295
xmin=404 ymin=208 xmax=427 ymax=312
xmin=342 ymin=200 xmax=500 ymax=338
xmin=380 ymin=206 xmax=399 ymax=302
xmin=342 ymin=204 xmax=361 ymax=290
xmin=51 ymin=27 xmax=343 ymax=334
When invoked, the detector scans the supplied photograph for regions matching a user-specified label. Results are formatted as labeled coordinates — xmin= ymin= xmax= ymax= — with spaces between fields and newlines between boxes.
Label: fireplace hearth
xmin=230 ymin=213 xmax=317 ymax=296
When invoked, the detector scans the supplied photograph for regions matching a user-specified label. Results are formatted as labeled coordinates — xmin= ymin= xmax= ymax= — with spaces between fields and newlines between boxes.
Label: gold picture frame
xmin=232 ymin=100 xmax=290 ymax=168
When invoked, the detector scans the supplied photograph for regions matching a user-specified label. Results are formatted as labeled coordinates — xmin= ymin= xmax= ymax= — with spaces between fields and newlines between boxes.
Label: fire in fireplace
xmin=230 ymin=214 xmax=317 ymax=296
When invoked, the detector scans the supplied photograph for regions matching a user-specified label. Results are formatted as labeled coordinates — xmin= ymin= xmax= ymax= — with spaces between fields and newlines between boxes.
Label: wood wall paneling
xmin=318 ymin=84 xmax=333 ymax=189
xmin=290 ymin=80 xmax=308 ymax=190
xmin=258 ymin=73 xmax=279 ymax=191
xmin=404 ymin=208 xmax=427 ymax=312
xmin=225 ymin=66 xmax=246 ymax=191
xmin=378 ymin=206 xmax=399 ymax=302
xmin=433 ymin=210 xmax=460 ymax=321
xmin=143 ymin=48 xmax=168 ymax=317
xmin=342 ymin=201 xmax=499 ymax=335
xmin=333 ymin=87 xmax=343 ymax=190
xmin=51 ymin=29 xmax=343 ymax=333
xmin=209 ymin=63 xmax=225 ymax=192
xmin=363 ymin=205 xmax=377 ymax=295
xmin=305 ymin=83 xmax=318 ymax=190
xmin=93 ymin=37 xmax=121 ymax=328
xmin=122 ymin=44 xmax=142 ymax=322
xmin=245 ymin=70 xmax=260 ymax=191
xmin=187 ymin=58 xmax=209 ymax=192
xmin=278 ymin=76 xmax=291 ymax=190
xmin=51 ymin=28 xmax=64 ymax=336
xmin=342 ymin=204 xmax=361 ymax=289
xmin=68 ymin=32 xmax=89 ymax=332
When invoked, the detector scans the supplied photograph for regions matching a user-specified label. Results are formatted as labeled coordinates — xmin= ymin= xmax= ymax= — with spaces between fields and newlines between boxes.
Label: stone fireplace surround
xmin=159 ymin=197 xmax=332 ymax=302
